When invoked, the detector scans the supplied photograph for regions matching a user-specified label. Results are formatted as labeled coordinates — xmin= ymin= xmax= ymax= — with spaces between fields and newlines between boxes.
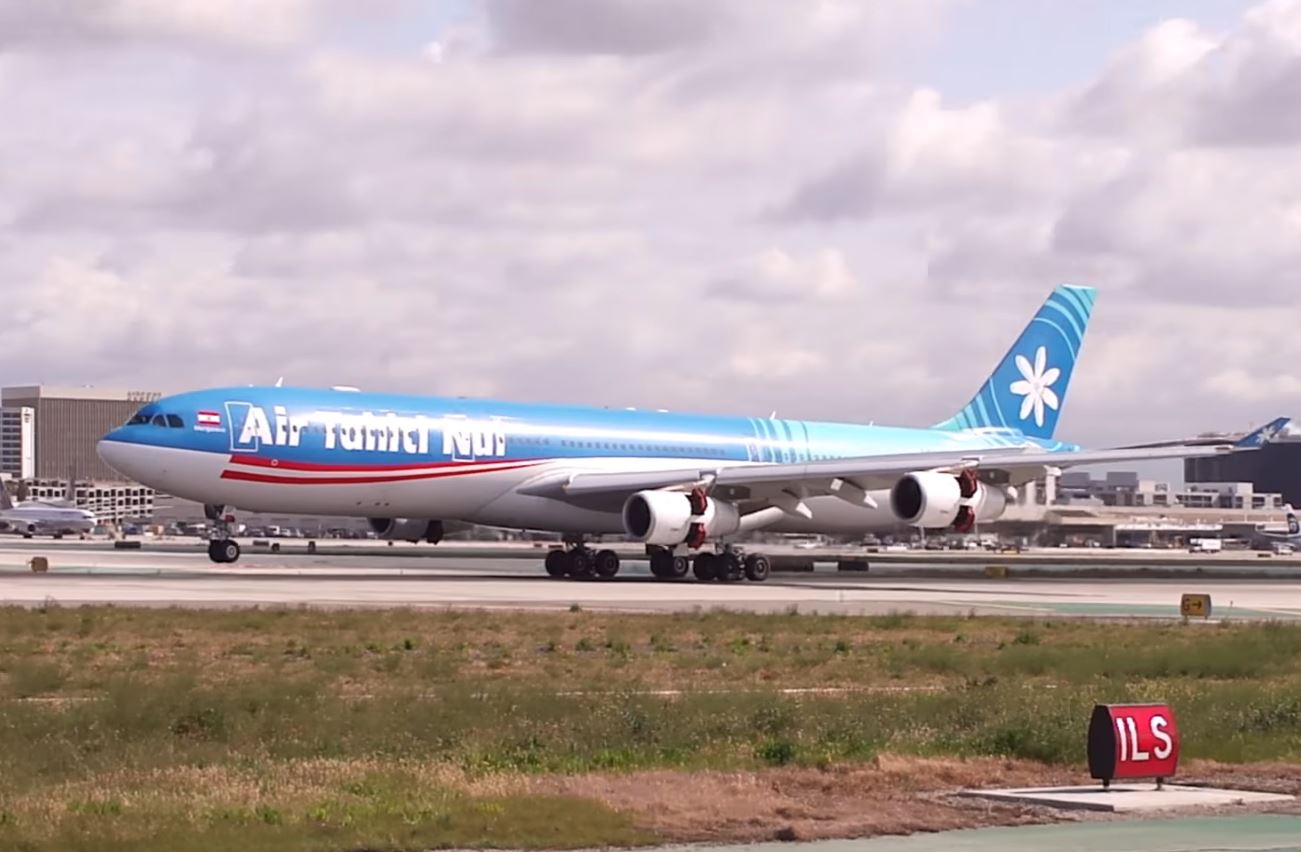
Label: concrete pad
xmin=961 ymin=783 xmax=1295 ymax=813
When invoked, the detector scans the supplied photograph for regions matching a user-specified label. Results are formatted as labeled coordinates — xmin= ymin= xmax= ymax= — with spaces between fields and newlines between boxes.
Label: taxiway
xmin=2 ymin=544 xmax=1298 ymax=619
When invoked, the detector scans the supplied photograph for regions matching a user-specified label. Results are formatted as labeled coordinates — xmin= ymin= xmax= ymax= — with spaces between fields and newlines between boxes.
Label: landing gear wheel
xmin=544 ymin=549 xmax=568 ymax=577
xmin=209 ymin=539 xmax=240 ymax=564
xmin=744 ymin=553 xmax=771 ymax=582
xmin=716 ymin=551 xmax=743 ymax=583
xmin=567 ymin=548 xmax=593 ymax=579
xmin=649 ymin=550 xmax=672 ymax=579
xmin=595 ymin=549 xmax=620 ymax=578
xmin=669 ymin=555 xmax=689 ymax=579
xmin=693 ymin=552 xmax=719 ymax=582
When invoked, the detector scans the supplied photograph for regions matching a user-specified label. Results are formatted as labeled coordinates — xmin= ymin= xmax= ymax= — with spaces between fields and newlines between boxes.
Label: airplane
xmin=1253 ymin=503 xmax=1301 ymax=548
xmin=0 ymin=482 xmax=96 ymax=538
xmin=96 ymin=285 xmax=1281 ymax=579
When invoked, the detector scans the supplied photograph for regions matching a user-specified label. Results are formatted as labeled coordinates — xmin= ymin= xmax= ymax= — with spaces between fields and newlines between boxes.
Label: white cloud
xmin=0 ymin=0 xmax=312 ymax=49
xmin=3 ymin=0 xmax=1301 ymax=450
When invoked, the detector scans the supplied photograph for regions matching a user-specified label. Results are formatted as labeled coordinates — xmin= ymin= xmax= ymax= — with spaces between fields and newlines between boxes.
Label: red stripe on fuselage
xmin=227 ymin=454 xmax=530 ymax=473
xmin=219 ymin=460 xmax=543 ymax=486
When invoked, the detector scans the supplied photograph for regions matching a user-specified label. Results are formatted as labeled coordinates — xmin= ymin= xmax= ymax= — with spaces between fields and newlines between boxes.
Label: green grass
xmin=3 ymin=606 xmax=1301 ymax=849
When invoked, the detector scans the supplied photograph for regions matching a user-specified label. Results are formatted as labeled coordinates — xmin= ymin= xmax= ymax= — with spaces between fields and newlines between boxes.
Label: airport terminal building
xmin=1185 ymin=433 xmax=1301 ymax=508
xmin=0 ymin=385 xmax=161 ymax=524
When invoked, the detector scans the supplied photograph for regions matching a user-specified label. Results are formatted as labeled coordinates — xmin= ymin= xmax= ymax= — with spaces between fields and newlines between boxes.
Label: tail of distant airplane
xmin=934 ymin=284 xmax=1096 ymax=441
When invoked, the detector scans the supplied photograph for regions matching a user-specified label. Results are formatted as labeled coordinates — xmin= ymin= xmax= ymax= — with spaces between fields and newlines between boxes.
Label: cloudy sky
xmin=3 ymin=0 xmax=1299 ymax=450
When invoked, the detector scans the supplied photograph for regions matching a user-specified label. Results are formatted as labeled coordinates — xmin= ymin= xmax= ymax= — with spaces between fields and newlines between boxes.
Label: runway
xmin=2 ymin=544 xmax=1300 ymax=618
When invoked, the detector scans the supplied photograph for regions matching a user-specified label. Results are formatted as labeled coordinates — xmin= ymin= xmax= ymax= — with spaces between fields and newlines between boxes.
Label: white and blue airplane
xmin=1255 ymin=504 xmax=1301 ymax=547
xmin=97 ymin=285 xmax=1279 ymax=579
xmin=0 ymin=486 xmax=96 ymax=538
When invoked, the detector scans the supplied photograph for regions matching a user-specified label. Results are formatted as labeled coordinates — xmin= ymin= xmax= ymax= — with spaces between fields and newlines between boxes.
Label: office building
xmin=0 ymin=406 xmax=35 ymax=480
xmin=1186 ymin=432 xmax=1301 ymax=507
xmin=0 ymin=385 xmax=160 ymax=482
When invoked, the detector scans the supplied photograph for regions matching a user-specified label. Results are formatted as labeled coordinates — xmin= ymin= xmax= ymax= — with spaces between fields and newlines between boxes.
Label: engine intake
xmin=367 ymin=518 xmax=445 ymax=543
xmin=622 ymin=489 xmax=740 ymax=547
xmin=889 ymin=471 xmax=1008 ymax=532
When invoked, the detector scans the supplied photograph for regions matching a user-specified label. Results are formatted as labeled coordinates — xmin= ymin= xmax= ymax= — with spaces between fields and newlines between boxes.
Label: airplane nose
xmin=97 ymin=438 xmax=138 ymax=480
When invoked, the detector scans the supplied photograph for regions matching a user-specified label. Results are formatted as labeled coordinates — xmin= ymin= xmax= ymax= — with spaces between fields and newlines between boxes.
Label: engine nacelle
xmin=367 ymin=518 xmax=445 ymax=544
xmin=622 ymin=489 xmax=740 ymax=547
xmin=889 ymin=471 xmax=1009 ymax=532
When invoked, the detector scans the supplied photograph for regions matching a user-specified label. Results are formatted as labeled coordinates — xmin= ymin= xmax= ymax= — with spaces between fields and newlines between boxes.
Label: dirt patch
xmin=519 ymin=756 xmax=1301 ymax=844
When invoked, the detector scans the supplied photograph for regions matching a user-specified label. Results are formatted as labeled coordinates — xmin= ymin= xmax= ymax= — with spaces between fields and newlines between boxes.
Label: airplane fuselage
xmin=98 ymin=386 xmax=1060 ymax=535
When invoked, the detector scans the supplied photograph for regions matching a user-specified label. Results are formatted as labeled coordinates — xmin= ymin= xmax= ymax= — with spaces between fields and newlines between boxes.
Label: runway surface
xmin=3 ymin=544 xmax=1300 ymax=618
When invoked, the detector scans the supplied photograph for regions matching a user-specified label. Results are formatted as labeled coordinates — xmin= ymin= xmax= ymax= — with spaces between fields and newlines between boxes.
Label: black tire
xmin=218 ymin=540 xmax=240 ymax=564
xmin=568 ymin=549 xmax=593 ymax=578
xmin=544 ymin=549 xmax=568 ymax=577
xmin=716 ymin=553 xmax=740 ymax=583
xmin=207 ymin=540 xmax=223 ymax=563
xmin=669 ymin=555 xmax=690 ymax=579
xmin=744 ymin=553 xmax=771 ymax=582
xmin=649 ymin=550 xmax=672 ymax=579
xmin=595 ymin=549 xmax=620 ymax=578
xmin=692 ymin=553 xmax=717 ymax=582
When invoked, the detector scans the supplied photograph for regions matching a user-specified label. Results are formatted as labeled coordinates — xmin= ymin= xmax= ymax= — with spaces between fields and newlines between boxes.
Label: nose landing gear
xmin=204 ymin=504 xmax=241 ymax=564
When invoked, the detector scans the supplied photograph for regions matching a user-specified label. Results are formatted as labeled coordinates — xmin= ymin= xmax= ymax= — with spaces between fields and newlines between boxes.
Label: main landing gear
xmin=204 ymin=504 xmax=241 ymax=564
xmin=691 ymin=546 xmax=770 ymax=583
xmin=544 ymin=540 xmax=621 ymax=580
xmin=542 ymin=542 xmax=770 ymax=583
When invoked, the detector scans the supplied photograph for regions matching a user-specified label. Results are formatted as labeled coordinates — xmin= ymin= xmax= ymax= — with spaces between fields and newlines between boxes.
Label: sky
xmin=2 ymin=0 xmax=1300 ymax=454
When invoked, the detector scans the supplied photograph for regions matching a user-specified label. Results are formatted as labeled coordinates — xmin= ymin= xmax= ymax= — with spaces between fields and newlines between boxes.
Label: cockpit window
xmin=127 ymin=412 xmax=150 ymax=425
xmin=151 ymin=414 xmax=167 ymax=427
xmin=166 ymin=414 xmax=184 ymax=428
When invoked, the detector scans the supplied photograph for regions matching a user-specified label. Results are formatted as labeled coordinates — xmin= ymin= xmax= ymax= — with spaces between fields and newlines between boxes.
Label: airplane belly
xmin=468 ymin=492 xmax=626 ymax=535
xmin=763 ymin=494 xmax=902 ymax=535
xmin=213 ymin=462 xmax=538 ymax=518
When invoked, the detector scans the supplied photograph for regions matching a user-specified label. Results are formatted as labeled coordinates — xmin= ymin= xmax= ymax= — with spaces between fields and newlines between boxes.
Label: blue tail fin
xmin=934 ymin=284 xmax=1096 ymax=440
xmin=1234 ymin=416 xmax=1291 ymax=449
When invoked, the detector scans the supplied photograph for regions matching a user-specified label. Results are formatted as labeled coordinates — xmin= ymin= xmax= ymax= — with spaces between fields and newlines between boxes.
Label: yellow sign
xmin=1180 ymin=593 xmax=1211 ymax=618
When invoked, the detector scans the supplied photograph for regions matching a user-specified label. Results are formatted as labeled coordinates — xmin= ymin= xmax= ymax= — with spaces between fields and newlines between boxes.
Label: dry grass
xmin=5 ymin=607 xmax=1301 ymax=848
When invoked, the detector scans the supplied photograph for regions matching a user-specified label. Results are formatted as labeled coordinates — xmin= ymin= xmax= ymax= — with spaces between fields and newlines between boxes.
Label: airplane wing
xmin=1114 ymin=416 xmax=1292 ymax=451
xmin=546 ymin=442 xmax=1243 ymax=501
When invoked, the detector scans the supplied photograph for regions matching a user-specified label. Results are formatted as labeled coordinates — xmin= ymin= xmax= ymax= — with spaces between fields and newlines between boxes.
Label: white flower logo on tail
xmin=1009 ymin=346 xmax=1060 ymax=428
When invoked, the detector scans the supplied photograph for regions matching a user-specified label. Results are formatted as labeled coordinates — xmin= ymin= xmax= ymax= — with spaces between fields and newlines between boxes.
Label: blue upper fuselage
xmin=100 ymin=385 xmax=1078 ymax=469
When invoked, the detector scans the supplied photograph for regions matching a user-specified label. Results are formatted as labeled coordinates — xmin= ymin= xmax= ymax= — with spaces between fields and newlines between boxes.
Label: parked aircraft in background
xmin=0 ymin=482 xmax=96 ymax=538
xmin=98 ymin=285 xmax=1280 ymax=580
xmin=1252 ymin=503 xmax=1301 ymax=550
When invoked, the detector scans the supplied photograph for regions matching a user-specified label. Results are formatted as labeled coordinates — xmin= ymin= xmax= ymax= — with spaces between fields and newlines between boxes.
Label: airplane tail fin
xmin=1235 ymin=417 xmax=1291 ymax=449
xmin=933 ymin=284 xmax=1096 ymax=441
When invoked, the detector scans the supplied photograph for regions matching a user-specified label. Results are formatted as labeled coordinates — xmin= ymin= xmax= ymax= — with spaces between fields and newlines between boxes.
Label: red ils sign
xmin=1087 ymin=704 xmax=1180 ymax=786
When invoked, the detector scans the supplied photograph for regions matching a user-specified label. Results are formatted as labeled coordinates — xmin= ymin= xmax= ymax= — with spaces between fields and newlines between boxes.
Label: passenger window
xmin=166 ymin=414 xmax=184 ymax=428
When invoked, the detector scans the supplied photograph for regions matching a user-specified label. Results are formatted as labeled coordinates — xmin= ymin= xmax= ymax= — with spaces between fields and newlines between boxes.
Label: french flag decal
xmin=197 ymin=410 xmax=223 ymax=428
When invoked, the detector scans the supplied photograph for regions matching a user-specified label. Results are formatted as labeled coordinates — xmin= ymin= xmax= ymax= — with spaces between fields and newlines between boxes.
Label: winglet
xmin=1235 ymin=417 xmax=1291 ymax=449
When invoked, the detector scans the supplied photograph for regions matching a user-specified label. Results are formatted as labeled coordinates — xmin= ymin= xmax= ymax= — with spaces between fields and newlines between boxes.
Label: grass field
xmin=3 ymin=606 xmax=1301 ymax=849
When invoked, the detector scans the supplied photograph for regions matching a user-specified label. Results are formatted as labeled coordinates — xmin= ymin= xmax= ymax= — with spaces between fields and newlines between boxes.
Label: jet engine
xmin=622 ymin=489 xmax=740 ymax=547
xmin=889 ymin=471 xmax=1008 ymax=532
xmin=367 ymin=518 xmax=445 ymax=544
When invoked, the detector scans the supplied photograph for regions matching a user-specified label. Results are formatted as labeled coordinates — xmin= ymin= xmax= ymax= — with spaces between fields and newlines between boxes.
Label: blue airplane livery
xmin=97 ymin=285 xmax=1279 ymax=580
